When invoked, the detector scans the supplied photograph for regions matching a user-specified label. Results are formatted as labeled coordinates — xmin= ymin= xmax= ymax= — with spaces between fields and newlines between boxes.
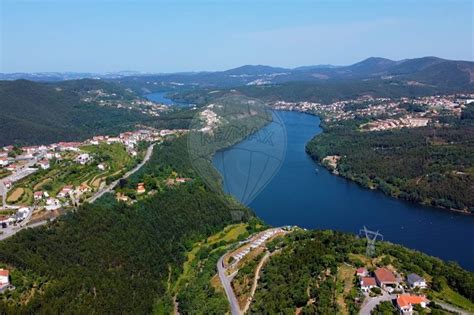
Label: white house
xmin=34 ymin=191 xmax=44 ymax=201
xmin=0 ymin=269 xmax=10 ymax=290
xmin=0 ymin=157 xmax=10 ymax=167
xmin=75 ymin=153 xmax=91 ymax=165
xmin=406 ymin=273 xmax=427 ymax=289
xmin=360 ymin=277 xmax=377 ymax=292
xmin=38 ymin=159 xmax=50 ymax=170
xmin=57 ymin=185 xmax=74 ymax=198
xmin=97 ymin=163 xmax=106 ymax=171
xmin=396 ymin=295 xmax=428 ymax=314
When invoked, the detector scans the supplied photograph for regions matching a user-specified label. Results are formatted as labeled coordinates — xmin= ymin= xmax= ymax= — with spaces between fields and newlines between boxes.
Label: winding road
xmin=217 ymin=255 xmax=242 ymax=315
xmin=1 ymin=143 xmax=156 ymax=241
xmin=87 ymin=143 xmax=155 ymax=203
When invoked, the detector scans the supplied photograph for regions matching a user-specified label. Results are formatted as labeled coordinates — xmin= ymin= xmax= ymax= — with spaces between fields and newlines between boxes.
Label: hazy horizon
xmin=1 ymin=0 xmax=473 ymax=73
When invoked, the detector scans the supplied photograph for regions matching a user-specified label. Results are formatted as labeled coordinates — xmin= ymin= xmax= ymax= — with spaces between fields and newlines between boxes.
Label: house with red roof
xmin=374 ymin=267 xmax=399 ymax=290
xmin=356 ymin=267 xmax=368 ymax=277
xmin=38 ymin=159 xmax=50 ymax=170
xmin=396 ymin=294 xmax=428 ymax=314
xmin=360 ymin=277 xmax=377 ymax=292
xmin=0 ymin=269 xmax=10 ymax=291
xmin=57 ymin=185 xmax=74 ymax=198
xmin=0 ymin=157 xmax=10 ymax=167
xmin=34 ymin=191 xmax=44 ymax=201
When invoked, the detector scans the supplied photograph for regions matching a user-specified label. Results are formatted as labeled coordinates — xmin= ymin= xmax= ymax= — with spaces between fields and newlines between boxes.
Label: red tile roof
xmin=356 ymin=267 xmax=367 ymax=274
xmin=397 ymin=295 xmax=428 ymax=308
xmin=375 ymin=267 xmax=397 ymax=283
xmin=361 ymin=277 xmax=376 ymax=286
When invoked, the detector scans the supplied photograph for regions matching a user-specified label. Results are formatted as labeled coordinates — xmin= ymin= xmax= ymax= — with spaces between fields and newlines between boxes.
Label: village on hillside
xmin=0 ymin=127 xmax=187 ymax=238
xmin=273 ymin=94 xmax=474 ymax=131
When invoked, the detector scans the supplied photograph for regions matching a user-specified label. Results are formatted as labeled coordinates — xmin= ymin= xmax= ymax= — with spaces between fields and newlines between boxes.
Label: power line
xmin=360 ymin=226 xmax=384 ymax=257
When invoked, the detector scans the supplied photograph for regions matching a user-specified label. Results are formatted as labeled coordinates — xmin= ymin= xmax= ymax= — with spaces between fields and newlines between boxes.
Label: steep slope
xmin=0 ymin=80 xmax=151 ymax=146
xmin=0 ymin=136 xmax=251 ymax=313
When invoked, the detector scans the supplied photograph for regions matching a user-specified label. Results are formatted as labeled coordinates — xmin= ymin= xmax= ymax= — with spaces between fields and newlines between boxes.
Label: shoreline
xmin=284 ymin=108 xmax=473 ymax=216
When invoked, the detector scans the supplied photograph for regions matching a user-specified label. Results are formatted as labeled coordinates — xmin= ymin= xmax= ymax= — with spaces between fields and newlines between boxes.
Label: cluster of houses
xmin=0 ymin=128 xmax=185 ymax=171
xmin=230 ymin=228 xmax=284 ymax=264
xmin=272 ymin=93 xmax=471 ymax=127
xmin=0 ymin=208 xmax=30 ymax=227
xmin=356 ymin=267 xmax=429 ymax=314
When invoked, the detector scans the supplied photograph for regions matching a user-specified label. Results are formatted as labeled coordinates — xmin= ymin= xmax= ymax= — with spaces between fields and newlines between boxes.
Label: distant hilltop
xmin=1 ymin=56 xmax=473 ymax=90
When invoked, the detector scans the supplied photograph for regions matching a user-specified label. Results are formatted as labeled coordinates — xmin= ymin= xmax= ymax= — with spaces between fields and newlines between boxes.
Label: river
xmin=145 ymin=91 xmax=191 ymax=107
xmin=212 ymin=111 xmax=474 ymax=270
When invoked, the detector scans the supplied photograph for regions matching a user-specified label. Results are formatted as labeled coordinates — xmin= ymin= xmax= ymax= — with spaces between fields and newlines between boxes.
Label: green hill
xmin=0 ymin=79 xmax=151 ymax=146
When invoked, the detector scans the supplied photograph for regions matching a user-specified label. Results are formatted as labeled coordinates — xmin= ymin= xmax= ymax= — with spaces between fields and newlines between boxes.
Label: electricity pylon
xmin=360 ymin=226 xmax=383 ymax=257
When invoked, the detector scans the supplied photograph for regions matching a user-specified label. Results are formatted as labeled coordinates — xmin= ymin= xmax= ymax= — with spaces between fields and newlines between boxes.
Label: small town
xmin=0 ymin=127 xmax=187 ymax=241
xmin=272 ymin=94 xmax=474 ymax=131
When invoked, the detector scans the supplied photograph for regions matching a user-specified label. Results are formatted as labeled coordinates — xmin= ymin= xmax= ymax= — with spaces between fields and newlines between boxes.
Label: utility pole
xmin=360 ymin=226 xmax=383 ymax=257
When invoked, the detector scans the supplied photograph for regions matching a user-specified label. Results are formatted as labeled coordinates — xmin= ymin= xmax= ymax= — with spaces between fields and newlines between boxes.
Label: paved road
xmin=359 ymin=292 xmax=396 ymax=315
xmin=1 ymin=144 xmax=155 ymax=241
xmin=87 ymin=143 xmax=155 ymax=203
xmin=217 ymin=255 xmax=242 ymax=315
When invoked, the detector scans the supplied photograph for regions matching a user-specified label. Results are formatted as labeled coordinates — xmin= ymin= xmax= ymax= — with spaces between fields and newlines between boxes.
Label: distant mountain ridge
xmin=112 ymin=56 xmax=474 ymax=92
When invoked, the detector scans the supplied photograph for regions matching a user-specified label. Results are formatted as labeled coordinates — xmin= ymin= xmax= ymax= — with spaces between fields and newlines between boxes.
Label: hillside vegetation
xmin=249 ymin=230 xmax=474 ymax=313
xmin=0 ymin=79 xmax=153 ymax=146
xmin=306 ymin=111 xmax=474 ymax=212
xmin=0 ymin=136 xmax=251 ymax=313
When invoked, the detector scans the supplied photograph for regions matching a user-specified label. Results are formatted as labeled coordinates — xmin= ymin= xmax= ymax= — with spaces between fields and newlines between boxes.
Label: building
xmin=34 ymin=191 xmax=44 ymax=201
xmin=137 ymin=183 xmax=146 ymax=194
xmin=0 ymin=269 xmax=10 ymax=291
xmin=38 ymin=159 xmax=50 ymax=170
xmin=58 ymin=142 xmax=81 ymax=152
xmin=97 ymin=163 xmax=106 ymax=171
xmin=75 ymin=153 xmax=91 ymax=165
xmin=6 ymin=164 xmax=18 ymax=171
xmin=57 ymin=185 xmax=74 ymax=198
xmin=360 ymin=277 xmax=377 ymax=292
xmin=374 ymin=268 xmax=398 ymax=290
xmin=356 ymin=267 xmax=368 ymax=277
xmin=406 ymin=273 xmax=427 ymax=289
xmin=0 ymin=157 xmax=10 ymax=167
xmin=396 ymin=295 xmax=428 ymax=314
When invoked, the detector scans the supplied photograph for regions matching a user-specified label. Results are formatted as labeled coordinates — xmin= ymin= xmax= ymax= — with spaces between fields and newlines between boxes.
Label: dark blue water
xmin=213 ymin=111 xmax=474 ymax=270
xmin=145 ymin=91 xmax=191 ymax=107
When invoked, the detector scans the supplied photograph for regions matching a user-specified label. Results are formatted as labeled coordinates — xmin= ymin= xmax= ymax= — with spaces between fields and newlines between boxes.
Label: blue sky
xmin=1 ymin=0 xmax=472 ymax=72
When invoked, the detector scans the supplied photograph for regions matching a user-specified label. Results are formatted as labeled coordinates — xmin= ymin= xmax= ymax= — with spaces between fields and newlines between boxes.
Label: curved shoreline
xmin=277 ymin=108 xmax=472 ymax=216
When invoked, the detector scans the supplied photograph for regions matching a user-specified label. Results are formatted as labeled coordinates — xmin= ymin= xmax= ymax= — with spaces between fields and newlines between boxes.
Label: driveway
xmin=359 ymin=292 xmax=396 ymax=315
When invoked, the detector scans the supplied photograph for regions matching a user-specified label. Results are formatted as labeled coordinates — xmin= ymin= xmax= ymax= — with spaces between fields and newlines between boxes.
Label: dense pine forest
xmin=306 ymin=107 xmax=474 ymax=212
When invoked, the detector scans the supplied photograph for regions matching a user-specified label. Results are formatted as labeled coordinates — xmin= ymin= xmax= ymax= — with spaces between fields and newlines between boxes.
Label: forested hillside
xmin=0 ymin=136 xmax=251 ymax=313
xmin=306 ymin=110 xmax=474 ymax=212
xmin=0 ymin=79 xmax=152 ymax=146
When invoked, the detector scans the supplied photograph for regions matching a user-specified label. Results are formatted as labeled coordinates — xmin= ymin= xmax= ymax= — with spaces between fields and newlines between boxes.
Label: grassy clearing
xmin=174 ymin=223 xmax=249 ymax=293
xmin=7 ymin=188 xmax=24 ymax=203
xmin=336 ymin=264 xmax=355 ymax=315
xmin=433 ymin=285 xmax=474 ymax=312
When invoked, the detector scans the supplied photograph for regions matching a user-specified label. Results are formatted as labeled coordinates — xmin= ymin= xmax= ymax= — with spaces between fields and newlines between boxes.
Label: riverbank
xmin=305 ymin=113 xmax=473 ymax=215
xmin=212 ymin=110 xmax=474 ymax=271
